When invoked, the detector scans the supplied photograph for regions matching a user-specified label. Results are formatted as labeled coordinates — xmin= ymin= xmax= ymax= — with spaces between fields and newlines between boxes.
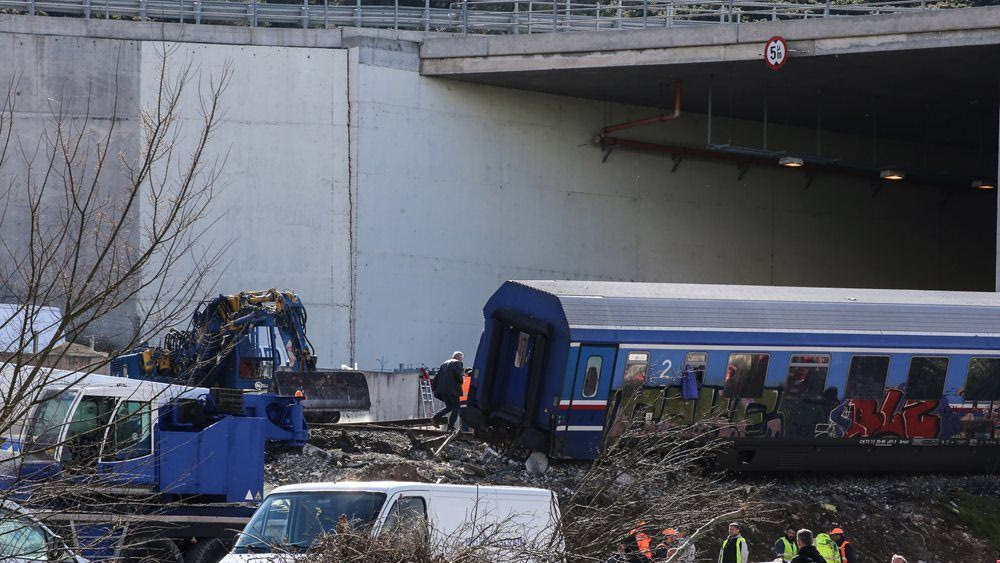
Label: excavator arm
xmin=223 ymin=289 xmax=316 ymax=371
xmin=111 ymin=289 xmax=370 ymax=421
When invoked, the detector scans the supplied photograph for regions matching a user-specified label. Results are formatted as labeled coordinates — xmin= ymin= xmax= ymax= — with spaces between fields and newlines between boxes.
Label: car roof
xmin=38 ymin=372 xmax=207 ymax=401
xmin=269 ymin=481 xmax=554 ymax=497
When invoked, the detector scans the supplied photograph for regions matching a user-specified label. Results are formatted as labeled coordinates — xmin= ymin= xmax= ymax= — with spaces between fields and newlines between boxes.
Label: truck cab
xmin=19 ymin=375 xmax=205 ymax=484
xmin=5 ymin=374 xmax=308 ymax=563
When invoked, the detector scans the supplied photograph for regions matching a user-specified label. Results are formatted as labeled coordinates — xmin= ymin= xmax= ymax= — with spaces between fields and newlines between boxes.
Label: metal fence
xmin=0 ymin=0 xmax=950 ymax=33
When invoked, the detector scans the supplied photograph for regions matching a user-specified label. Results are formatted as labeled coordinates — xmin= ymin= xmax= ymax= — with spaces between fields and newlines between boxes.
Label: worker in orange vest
xmin=829 ymin=528 xmax=855 ymax=563
xmin=629 ymin=522 xmax=653 ymax=560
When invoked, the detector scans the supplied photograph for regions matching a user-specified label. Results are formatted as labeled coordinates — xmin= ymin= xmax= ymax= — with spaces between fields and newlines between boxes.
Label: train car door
xmin=556 ymin=345 xmax=617 ymax=459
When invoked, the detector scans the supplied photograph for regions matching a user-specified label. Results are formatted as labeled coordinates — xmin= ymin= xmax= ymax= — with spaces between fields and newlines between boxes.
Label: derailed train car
xmin=464 ymin=280 xmax=1000 ymax=472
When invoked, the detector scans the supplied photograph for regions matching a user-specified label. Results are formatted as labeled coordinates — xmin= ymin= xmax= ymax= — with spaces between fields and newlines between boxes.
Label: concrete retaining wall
xmin=137 ymin=42 xmax=353 ymax=365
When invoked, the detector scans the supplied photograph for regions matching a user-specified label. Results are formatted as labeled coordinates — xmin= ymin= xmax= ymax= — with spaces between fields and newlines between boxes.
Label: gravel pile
xmin=265 ymin=427 xmax=588 ymax=495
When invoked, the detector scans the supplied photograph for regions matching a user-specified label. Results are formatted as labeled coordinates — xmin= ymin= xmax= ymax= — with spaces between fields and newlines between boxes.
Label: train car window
xmin=905 ymin=356 xmax=949 ymax=400
xmin=784 ymin=354 xmax=830 ymax=399
xmin=722 ymin=353 xmax=769 ymax=398
xmin=845 ymin=355 xmax=889 ymax=400
xmin=964 ymin=358 xmax=1000 ymax=401
xmin=513 ymin=332 xmax=531 ymax=368
xmin=582 ymin=356 xmax=603 ymax=398
xmin=683 ymin=352 xmax=707 ymax=386
xmin=624 ymin=352 xmax=649 ymax=386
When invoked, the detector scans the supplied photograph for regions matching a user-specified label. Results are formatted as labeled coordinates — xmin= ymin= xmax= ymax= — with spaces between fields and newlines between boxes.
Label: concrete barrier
xmin=340 ymin=370 xmax=444 ymax=423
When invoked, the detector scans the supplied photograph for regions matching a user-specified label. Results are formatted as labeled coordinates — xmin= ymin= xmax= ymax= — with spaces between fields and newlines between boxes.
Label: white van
xmin=220 ymin=481 xmax=562 ymax=561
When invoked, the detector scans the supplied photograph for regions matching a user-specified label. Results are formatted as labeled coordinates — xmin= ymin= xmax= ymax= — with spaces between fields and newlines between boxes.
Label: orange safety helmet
xmin=830 ymin=527 xmax=844 ymax=535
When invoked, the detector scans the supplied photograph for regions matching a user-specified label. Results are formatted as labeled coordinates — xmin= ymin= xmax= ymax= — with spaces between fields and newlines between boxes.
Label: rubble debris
xmin=461 ymin=462 xmax=487 ymax=477
xmin=432 ymin=432 xmax=460 ymax=458
xmin=303 ymin=443 xmax=340 ymax=465
xmin=266 ymin=426 xmax=584 ymax=492
xmin=525 ymin=452 xmax=549 ymax=475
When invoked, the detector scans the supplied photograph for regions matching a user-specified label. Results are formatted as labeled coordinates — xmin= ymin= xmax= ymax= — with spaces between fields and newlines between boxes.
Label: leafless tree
xmin=0 ymin=42 xmax=233 ymax=561
xmin=556 ymin=417 xmax=767 ymax=562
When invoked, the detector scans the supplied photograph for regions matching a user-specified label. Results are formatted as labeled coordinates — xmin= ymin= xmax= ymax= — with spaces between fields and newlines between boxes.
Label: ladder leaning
xmin=419 ymin=370 xmax=436 ymax=419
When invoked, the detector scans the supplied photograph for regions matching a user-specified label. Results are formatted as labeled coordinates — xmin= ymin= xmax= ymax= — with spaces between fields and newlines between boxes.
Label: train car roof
xmin=492 ymin=281 xmax=1000 ymax=337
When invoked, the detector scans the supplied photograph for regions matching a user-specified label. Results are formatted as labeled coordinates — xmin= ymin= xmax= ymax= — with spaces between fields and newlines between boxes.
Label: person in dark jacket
xmin=432 ymin=351 xmax=464 ymax=431
xmin=791 ymin=529 xmax=826 ymax=563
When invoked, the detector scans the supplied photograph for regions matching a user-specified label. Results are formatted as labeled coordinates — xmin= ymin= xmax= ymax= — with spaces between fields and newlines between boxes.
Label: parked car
xmin=220 ymin=480 xmax=562 ymax=561
xmin=0 ymin=500 xmax=87 ymax=562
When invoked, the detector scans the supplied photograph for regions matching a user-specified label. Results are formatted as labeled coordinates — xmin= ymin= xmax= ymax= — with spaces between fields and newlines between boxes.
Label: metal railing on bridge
xmin=0 ymin=0 xmax=954 ymax=34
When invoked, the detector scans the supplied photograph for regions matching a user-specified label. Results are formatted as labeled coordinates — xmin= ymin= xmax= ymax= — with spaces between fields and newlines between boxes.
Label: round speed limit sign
xmin=764 ymin=36 xmax=788 ymax=70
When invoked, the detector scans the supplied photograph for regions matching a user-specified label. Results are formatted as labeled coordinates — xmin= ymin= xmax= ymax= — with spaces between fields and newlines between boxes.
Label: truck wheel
xmin=184 ymin=538 xmax=230 ymax=563
xmin=121 ymin=537 xmax=183 ymax=563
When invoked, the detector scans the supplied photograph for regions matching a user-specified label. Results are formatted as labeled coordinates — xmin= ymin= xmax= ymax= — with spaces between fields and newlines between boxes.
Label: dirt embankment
xmin=729 ymin=474 xmax=1000 ymax=563
xmin=266 ymin=428 xmax=1000 ymax=563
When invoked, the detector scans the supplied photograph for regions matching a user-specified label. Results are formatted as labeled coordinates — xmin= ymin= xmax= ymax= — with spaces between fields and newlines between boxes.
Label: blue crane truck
xmin=1 ymin=290 xmax=369 ymax=562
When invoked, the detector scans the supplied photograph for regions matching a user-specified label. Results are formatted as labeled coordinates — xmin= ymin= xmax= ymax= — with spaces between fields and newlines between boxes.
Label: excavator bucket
xmin=273 ymin=370 xmax=371 ymax=423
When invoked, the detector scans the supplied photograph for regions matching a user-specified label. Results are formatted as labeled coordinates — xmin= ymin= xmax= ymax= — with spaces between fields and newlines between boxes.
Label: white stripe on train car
xmin=617 ymin=343 xmax=1000 ymax=355
xmin=557 ymin=400 xmax=606 ymax=406
xmin=569 ymin=342 xmax=581 ymax=347
xmin=558 ymin=426 xmax=605 ymax=432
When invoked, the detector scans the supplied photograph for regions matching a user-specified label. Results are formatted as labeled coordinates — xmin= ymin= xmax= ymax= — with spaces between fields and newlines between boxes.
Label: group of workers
xmin=716 ymin=522 xmax=855 ymax=563
xmin=606 ymin=524 xmax=696 ymax=562
xmin=767 ymin=525 xmax=855 ymax=563
xmin=612 ymin=520 xmax=924 ymax=563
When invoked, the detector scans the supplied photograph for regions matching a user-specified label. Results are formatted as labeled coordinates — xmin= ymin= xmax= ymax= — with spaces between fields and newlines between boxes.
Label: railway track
xmin=310 ymin=418 xmax=473 ymax=438
xmin=334 ymin=417 xmax=434 ymax=428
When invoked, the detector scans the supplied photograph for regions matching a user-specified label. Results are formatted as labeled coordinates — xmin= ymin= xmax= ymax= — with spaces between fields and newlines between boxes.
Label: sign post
xmin=764 ymin=36 xmax=788 ymax=70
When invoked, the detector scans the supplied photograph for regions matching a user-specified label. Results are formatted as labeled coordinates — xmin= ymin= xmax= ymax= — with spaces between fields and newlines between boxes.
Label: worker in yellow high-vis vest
xmin=774 ymin=527 xmax=799 ymax=561
xmin=718 ymin=522 xmax=749 ymax=563
xmin=814 ymin=531 xmax=842 ymax=563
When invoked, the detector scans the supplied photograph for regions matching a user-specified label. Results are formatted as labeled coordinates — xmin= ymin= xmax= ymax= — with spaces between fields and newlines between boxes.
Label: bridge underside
xmin=422 ymin=7 xmax=1000 ymax=153
xmin=428 ymin=44 xmax=998 ymax=151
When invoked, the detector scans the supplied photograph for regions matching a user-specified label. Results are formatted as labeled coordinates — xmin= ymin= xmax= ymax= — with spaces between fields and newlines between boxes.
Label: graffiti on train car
xmin=829 ymin=389 xmax=953 ymax=439
xmin=606 ymin=352 xmax=970 ymax=442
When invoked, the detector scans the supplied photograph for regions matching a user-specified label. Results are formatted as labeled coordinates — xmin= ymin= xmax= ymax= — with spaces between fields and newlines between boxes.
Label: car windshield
xmin=23 ymin=389 xmax=79 ymax=462
xmin=233 ymin=491 xmax=387 ymax=554
xmin=0 ymin=508 xmax=49 ymax=559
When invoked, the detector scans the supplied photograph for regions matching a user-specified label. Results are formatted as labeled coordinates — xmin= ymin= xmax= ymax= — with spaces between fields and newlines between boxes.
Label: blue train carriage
xmin=465 ymin=280 xmax=1000 ymax=472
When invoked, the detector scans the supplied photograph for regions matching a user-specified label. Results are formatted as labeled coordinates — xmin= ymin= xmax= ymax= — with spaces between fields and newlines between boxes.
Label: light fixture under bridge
xmin=880 ymin=169 xmax=905 ymax=181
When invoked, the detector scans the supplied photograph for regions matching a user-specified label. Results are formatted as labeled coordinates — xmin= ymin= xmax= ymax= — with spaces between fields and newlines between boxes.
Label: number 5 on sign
xmin=764 ymin=36 xmax=788 ymax=70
